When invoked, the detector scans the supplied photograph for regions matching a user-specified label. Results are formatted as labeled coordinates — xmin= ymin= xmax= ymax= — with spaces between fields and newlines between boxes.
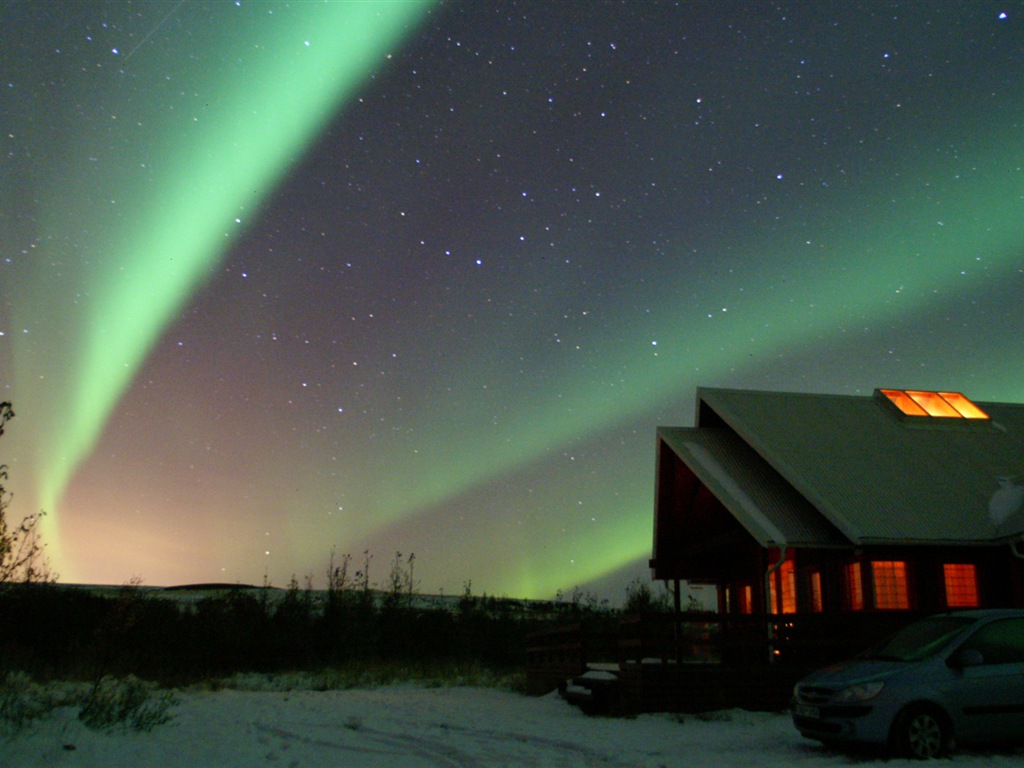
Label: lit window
xmin=809 ymin=571 xmax=823 ymax=613
xmin=944 ymin=563 xmax=979 ymax=608
xmin=880 ymin=389 xmax=928 ymax=416
xmin=737 ymin=583 xmax=753 ymax=615
xmin=780 ymin=559 xmax=796 ymax=614
xmin=768 ymin=554 xmax=797 ymax=614
xmin=879 ymin=389 xmax=989 ymax=420
xmin=844 ymin=562 xmax=863 ymax=611
xmin=872 ymin=561 xmax=910 ymax=609
xmin=906 ymin=390 xmax=962 ymax=417
xmin=936 ymin=392 xmax=989 ymax=419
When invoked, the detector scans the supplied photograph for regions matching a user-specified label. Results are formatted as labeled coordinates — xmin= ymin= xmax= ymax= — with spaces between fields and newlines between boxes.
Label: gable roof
xmin=658 ymin=426 xmax=847 ymax=548
xmin=659 ymin=387 xmax=1024 ymax=548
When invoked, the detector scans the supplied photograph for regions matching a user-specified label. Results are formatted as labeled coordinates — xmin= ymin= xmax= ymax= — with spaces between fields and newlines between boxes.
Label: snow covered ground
xmin=3 ymin=681 xmax=1023 ymax=768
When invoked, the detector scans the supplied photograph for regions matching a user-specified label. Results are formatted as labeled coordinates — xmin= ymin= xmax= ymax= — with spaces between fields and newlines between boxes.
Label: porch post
xmin=672 ymin=578 xmax=682 ymax=662
xmin=764 ymin=545 xmax=787 ymax=663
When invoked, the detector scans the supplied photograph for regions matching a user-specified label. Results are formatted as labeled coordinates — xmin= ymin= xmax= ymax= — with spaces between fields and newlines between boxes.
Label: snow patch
xmin=3 ymin=685 xmax=1022 ymax=766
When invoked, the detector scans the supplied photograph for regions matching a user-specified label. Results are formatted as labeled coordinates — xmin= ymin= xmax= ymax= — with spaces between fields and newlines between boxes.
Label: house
xmin=534 ymin=386 xmax=1024 ymax=713
xmin=652 ymin=386 xmax=1024 ymax=663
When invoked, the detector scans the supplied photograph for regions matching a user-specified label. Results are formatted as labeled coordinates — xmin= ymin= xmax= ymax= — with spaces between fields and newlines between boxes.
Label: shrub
xmin=624 ymin=578 xmax=671 ymax=613
xmin=0 ymin=402 xmax=54 ymax=587
xmin=78 ymin=675 xmax=175 ymax=732
xmin=0 ymin=672 xmax=80 ymax=737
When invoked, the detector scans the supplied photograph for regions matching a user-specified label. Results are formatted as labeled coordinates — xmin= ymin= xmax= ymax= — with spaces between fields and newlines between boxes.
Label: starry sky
xmin=2 ymin=1 xmax=1023 ymax=601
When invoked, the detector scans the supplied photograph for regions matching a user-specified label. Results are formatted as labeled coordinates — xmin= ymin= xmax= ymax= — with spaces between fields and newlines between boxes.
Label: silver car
xmin=792 ymin=609 xmax=1024 ymax=758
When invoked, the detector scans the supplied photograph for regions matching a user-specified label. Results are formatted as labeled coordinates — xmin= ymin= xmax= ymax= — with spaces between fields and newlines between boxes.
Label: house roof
xmin=658 ymin=426 xmax=847 ymax=548
xmin=659 ymin=387 xmax=1024 ymax=548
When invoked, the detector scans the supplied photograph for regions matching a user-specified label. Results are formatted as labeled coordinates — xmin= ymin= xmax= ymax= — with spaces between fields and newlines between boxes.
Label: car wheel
xmin=893 ymin=706 xmax=948 ymax=759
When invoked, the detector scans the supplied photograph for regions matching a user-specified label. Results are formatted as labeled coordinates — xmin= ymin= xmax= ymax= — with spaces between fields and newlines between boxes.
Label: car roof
xmin=927 ymin=608 xmax=1024 ymax=622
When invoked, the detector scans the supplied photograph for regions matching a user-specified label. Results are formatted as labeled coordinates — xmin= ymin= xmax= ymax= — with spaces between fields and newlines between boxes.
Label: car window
xmin=961 ymin=618 xmax=1024 ymax=664
xmin=868 ymin=616 xmax=974 ymax=661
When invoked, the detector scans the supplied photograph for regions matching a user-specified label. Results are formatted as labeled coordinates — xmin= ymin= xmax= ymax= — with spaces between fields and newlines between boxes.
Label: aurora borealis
xmin=2 ymin=2 xmax=1024 ymax=600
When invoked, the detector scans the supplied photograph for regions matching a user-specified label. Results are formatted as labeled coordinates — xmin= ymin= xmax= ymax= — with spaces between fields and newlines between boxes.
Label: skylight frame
xmin=876 ymin=388 xmax=990 ymax=423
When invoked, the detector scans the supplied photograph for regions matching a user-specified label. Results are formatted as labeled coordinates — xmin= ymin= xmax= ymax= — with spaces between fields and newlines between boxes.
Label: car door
xmin=950 ymin=618 xmax=1024 ymax=745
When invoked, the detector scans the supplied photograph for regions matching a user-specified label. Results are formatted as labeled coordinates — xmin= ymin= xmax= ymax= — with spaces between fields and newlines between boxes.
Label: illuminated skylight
xmin=878 ymin=389 xmax=989 ymax=420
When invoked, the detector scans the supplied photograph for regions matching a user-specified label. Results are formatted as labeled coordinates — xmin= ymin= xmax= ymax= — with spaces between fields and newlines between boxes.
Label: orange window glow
xmin=906 ymin=390 xmax=961 ymax=417
xmin=881 ymin=389 xmax=928 ymax=416
xmin=879 ymin=388 xmax=989 ymax=420
xmin=768 ymin=553 xmax=797 ymax=614
xmin=738 ymin=584 xmax=753 ymax=615
xmin=944 ymin=563 xmax=979 ymax=608
xmin=844 ymin=562 xmax=863 ymax=611
xmin=872 ymin=561 xmax=910 ymax=609
xmin=938 ymin=392 xmax=989 ymax=419
xmin=780 ymin=559 xmax=796 ymax=614
xmin=809 ymin=571 xmax=823 ymax=613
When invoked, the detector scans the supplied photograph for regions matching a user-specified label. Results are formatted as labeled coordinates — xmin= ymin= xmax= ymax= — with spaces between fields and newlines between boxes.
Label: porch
xmin=527 ymin=610 xmax=917 ymax=714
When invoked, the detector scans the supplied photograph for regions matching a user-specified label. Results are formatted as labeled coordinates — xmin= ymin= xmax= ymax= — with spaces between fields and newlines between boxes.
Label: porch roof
xmin=658 ymin=426 xmax=846 ymax=548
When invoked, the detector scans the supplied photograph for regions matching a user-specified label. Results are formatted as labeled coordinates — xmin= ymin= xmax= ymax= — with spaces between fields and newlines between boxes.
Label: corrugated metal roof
xmin=695 ymin=387 xmax=1024 ymax=545
xmin=659 ymin=426 xmax=848 ymax=548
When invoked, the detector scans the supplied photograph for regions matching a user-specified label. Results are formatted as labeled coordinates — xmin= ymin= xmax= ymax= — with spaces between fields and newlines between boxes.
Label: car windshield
xmin=865 ymin=616 xmax=975 ymax=662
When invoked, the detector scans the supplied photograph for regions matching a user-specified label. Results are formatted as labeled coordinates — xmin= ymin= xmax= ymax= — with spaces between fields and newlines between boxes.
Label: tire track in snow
xmin=255 ymin=721 xmax=481 ymax=767
xmin=255 ymin=719 xmax=636 ymax=767
xmin=432 ymin=722 xmax=634 ymax=767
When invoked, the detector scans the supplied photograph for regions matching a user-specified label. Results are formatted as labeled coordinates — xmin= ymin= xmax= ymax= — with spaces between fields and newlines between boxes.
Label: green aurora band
xmin=9 ymin=2 xmax=435 ymax=570
xmin=355 ymin=101 xmax=1024 ymax=597
xmin=5 ymin=4 xmax=1023 ymax=597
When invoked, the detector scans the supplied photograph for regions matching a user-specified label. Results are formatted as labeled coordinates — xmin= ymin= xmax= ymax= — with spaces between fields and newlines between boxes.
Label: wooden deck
xmin=587 ymin=660 xmax=813 ymax=715
xmin=528 ymin=611 xmax=919 ymax=714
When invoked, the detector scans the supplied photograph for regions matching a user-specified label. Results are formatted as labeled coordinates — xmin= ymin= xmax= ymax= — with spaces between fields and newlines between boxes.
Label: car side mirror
xmin=949 ymin=648 xmax=984 ymax=668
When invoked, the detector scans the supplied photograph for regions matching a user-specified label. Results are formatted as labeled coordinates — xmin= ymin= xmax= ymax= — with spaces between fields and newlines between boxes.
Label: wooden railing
xmin=527 ymin=610 xmax=927 ymax=711
xmin=525 ymin=620 xmax=618 ymax=695
xmin=527 ymin=609 xmax=923 ymax=689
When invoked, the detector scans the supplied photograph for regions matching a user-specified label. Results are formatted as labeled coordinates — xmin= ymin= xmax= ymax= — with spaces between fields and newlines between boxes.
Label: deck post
xmin=671 ymin=578 xmax=682 ymax=662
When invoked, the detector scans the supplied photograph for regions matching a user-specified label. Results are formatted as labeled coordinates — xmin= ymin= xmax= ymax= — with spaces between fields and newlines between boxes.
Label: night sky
xmin=2 ymin=1 xmax=1023 ymax=600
